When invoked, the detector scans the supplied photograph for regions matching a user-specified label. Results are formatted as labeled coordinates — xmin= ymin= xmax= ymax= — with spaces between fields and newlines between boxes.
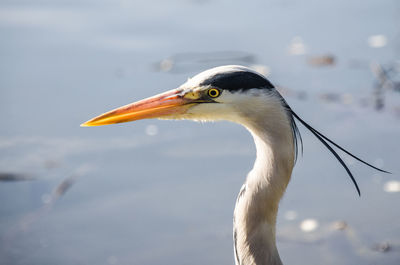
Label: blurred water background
xmin=1 ymin=0 xmax=400 ymax=264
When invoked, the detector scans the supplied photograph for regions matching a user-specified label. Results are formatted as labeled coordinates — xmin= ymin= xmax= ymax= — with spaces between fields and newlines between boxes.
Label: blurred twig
xmin=0 ymin=173 xmax=34 ymax=182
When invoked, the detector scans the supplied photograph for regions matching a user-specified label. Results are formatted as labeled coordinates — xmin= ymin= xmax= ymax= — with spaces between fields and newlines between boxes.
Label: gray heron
xmin=81 ymin=65 xmax=387 ymax=265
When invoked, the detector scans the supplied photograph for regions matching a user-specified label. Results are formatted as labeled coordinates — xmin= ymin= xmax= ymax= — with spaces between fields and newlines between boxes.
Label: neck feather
xmin=233 ymin=100 xmax=295 ymax=265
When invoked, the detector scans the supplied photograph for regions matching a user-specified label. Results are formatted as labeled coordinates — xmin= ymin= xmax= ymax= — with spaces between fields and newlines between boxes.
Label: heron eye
xmin=208 ymin=88 xmax=221 ymax=98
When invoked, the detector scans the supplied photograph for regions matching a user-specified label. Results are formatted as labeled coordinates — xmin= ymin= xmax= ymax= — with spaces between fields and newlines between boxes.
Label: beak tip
xmin=80 ymin=121 xmax=92 ymax=127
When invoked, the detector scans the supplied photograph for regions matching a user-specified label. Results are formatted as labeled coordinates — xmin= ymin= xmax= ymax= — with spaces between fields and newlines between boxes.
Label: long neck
xmin=233 ymin=106 xmax=295 ymax=265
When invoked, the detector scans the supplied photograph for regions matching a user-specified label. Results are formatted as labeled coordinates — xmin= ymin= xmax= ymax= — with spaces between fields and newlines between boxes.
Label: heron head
xmin=81 ymin=65 xmax=283 ymax=127
xmin=81 ymin=65 xmax=390 ymax=196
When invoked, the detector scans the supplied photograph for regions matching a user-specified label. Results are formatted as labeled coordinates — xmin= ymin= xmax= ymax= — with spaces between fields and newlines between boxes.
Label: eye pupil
xmin=208 ymin=88 xmax=220 ymax=98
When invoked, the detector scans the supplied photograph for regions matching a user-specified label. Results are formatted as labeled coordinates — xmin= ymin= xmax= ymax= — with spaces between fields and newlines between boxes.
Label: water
xmin=1 ymin=0 xmax=400 ymax=264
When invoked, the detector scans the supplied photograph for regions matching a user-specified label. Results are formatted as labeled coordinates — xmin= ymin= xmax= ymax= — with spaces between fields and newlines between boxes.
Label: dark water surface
xmin=1 ymin=0 xmax=399 ymax=264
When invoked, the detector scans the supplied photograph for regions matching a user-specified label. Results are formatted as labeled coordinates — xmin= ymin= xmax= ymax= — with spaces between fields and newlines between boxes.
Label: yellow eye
xmin=208 ymin=88 xmax=220 ymax=98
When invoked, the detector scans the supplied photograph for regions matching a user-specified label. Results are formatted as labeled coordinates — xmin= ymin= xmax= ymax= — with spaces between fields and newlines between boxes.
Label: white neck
xmin=233 ymin=101 xmax=295 ymax=265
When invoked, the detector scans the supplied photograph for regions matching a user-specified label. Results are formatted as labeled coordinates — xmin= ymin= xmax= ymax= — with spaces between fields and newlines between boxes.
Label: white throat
xmin=233 ymin=97 xmax=295 ymax=265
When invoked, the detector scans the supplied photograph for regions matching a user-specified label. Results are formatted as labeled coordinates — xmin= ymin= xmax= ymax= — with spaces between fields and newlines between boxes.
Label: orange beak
xmin=81 ymin=89 xmax=197 ymax=127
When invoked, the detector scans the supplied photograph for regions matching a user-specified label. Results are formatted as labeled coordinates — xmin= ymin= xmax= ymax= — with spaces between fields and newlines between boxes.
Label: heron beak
xmin=81 ymin=89 xmax=197 ymax=127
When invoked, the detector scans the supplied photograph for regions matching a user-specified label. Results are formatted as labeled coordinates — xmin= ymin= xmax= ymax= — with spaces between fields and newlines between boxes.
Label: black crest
xmin=200 ymin=70 xmax=274 ymax=91
xmin=288 ymin=108 xmax=390 ymax=196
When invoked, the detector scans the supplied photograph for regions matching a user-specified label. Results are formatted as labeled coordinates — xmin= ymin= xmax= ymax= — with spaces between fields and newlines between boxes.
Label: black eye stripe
xmin=200 ymin=71 xmax=274 ymax=92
